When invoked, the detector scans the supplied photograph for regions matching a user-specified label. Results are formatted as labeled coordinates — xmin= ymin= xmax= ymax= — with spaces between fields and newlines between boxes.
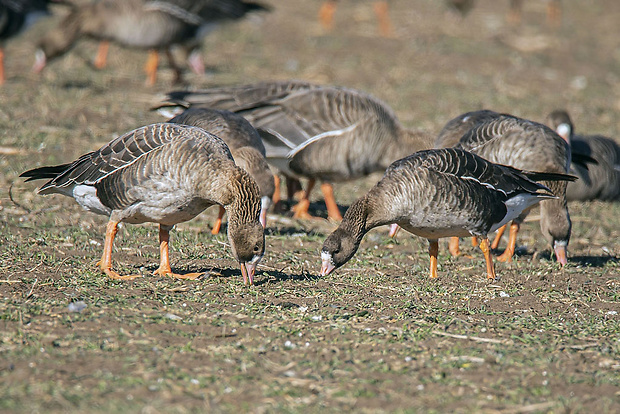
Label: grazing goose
xmin=20 ymin=123 xmax=264 ymax=285
xmin=318 ymin=0 xmax=392 ymax=37
xmin=320 ymin=148 xmax=574 ymax=280
xmin=168 ymin=107 xmax=275 ymax=233
xmin=437 ymin=112 xmax=572 ymax=265
xmin=0 ymin=0 xmax=57 ymax=84
xmin=32 ymin=0 xmax=268 ymax=85
xmin=156 ymin=80 xmax=434 ymax=221
xmin=547 ymin=110 xmax=620 ymax=201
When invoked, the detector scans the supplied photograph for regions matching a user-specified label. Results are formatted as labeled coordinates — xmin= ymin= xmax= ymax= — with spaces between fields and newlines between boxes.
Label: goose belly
xmin=120 ymin=196 xmax=214 ymax=226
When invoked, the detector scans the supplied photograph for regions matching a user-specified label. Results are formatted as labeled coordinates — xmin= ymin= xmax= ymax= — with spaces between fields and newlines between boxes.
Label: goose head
xmin=227 ymin=221 xmax=265 ymax=285
xmin=320 ymin=227 xmax=360 ymax=276
xmin=547 ymin=110 xmax=573 ymax=143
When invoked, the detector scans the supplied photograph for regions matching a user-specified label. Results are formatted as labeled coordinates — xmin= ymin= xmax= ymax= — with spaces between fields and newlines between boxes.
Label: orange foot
xmin=154 ymin=268 xmax=203 ymax=280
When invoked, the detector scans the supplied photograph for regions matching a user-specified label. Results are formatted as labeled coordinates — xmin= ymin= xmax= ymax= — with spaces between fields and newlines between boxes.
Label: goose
xmin=320 ymin=148 xmax=575 ymax=280
xmin=32 ymin=0 xmax=268 ymax=85
xmin=20 ymin=123 xmax=264 ymax=285
xmin=156 ymin=80 xmax=434 ymax=221
xmin=318 ymin=0 xmax=392 ymax=37
xmin=90 ymin=0 xmax=269 ymax=79
xmin=0 ymin=0 xmax=59 ymax=84
xmin=547 ymin=110 xmax=620 ymax=201
xmin=436 ymin=111 xmax=572 ymax=265
xmin=167 ymin=107 xmax=275 ymax=233
xmin=508 ymin=0 xmax=561 ymax=27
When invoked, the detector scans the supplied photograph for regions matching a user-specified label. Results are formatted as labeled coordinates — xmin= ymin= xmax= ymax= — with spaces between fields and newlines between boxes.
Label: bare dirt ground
xmin=0 ymin=0 xmax=619 ymax=412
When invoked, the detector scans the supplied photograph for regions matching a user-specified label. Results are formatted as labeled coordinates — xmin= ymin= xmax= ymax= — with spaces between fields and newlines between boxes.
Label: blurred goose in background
xmin=436 ymin=112 xmax=572 ymax=265
xmin=320 ymin=148 xmax=574 ymax=280
xmin=508 ymin=0 xmax=561 ymax=26
xmin=156 ymin=80 xmax=434 ymax=221
xmin=445 ymin=0 xmax=476 ymax=18
xmin=168 ymin=107 xmax=275 ymax=233
xmin=318 ymin=0 xmax=392 ymax=37
xmin=547 ymin=109 xmax=620 ymax=202
xmin=0 ymin=0 xmax=60 ymax=84
xmin=32 ymin=0 xmax=269 ymax=85
xmin=90 ymin=0 xmax=270 ymax=79
xmin=20 ymin=123 xmax=265 ymax=285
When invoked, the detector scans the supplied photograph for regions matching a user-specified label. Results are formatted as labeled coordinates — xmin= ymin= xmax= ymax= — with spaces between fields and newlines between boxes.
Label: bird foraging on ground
xmin=320 ymin=148 xmax=575 ymax=280
xmin=21 ymin=123 xmax=264 ymax=285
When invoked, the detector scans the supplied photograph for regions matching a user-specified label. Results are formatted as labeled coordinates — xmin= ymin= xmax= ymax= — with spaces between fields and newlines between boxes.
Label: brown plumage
xmin=547 ymin=110 xmax=620 ymax=202
xmin=32 ymin=0 xmax=269 ymax=85
xmin=156 ymin=80 xmax=434 ymax=220
xmin=436 ymin=111 xmax=572 ymax=265
xmin=168 ymin=107 xmax=275 ymax=232
xmin=20 ymin=123 xmax=264 ymax=285
xmin=320 ymin=148 xmax=574 ymax=280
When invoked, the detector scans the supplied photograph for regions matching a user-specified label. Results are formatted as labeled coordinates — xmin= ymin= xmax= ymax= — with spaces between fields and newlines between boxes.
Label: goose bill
xmin=240 ymin=255 xmax=262 ymax=285
xmin=553 ymin=242 xmax=568 ymax=266
xmin=320 ymin=251 xmax=335 ymax=276
xmin=32 ymin=49 xmax=47 ymax=73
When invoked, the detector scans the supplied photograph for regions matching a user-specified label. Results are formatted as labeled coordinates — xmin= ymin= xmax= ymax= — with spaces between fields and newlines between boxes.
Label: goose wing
xmin=21 ymin=123 xmax=227 ymax=195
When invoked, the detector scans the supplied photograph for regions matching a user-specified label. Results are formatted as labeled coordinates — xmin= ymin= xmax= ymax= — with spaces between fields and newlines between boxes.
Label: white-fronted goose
xmin=168 ymin=107 xmax=275 ymax=233
xmin=437 ymin=111 xmax=572 ymax=265
xmin=156 ymin=80 xmax=434 ymax=221
xmin=20 ymin=123 xmax=264 ymax=285
xmin=0 ymin=0 xmax=58 ymax=84
xmin=547 ymin=110 xmax=620 ymax=201
xmin=90 ymin=0 xmax=269 ymax=79
xmin=33 ymin=0 xmax=268 ymax=85
xmin=318 ymin=0 xmax=392 ymax=37
xmin=320 ymin=148 xmax=574 ymax=280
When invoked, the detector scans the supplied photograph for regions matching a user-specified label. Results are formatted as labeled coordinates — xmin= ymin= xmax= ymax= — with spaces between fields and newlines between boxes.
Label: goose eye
xmin=253 ymin=245 xmax=260 ymax=253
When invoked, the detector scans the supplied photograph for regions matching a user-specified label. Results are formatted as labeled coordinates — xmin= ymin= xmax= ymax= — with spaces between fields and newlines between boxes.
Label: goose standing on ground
xmin=436 ymin=111 xmax=572 ymax=265
xmin=32 ymin=0 xmax=269 ymax=85
xmin=20 ymin=123 xmax=265 ymax=285
xmin=90 ymin=0 xmax=270 ymax=79
xmin=0 ymin=0 xmax=58 ymax=84
xmin=168 ymin=107 xmax=275 ymax=233
xmin=320 ymin=148 xmax=574 ymax=280
xmin=547 ymin=110 xmax=620 ymax=201
xmin=156 ymin=80 xmax=434 ymax=221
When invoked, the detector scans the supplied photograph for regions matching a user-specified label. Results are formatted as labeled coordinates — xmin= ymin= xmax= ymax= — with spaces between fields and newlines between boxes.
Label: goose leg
xmin=320 ymin=182 xmax=343 ymax=221
xmin=94 ymin=41 xmax=110 ymax=69
xmin=373 ymin=1 xmax=393 ymax=37
xmin=478 ymin=237 xmax=497 ymax=280
xmin=165 ymin=48 xmax=183 ymax=84
xmin=497 ymin=222 xmax=520 ymax=262
xmin=507 ymin=0 xmax=523 ymax=25
xmin=490 ymin=224 xmax=507 ymax=249
xmin=429 ymin=239 xmax=439 ymax=278
xmin=448 ymin=237 xmax=461 ymax=256
xmin=286 ymin=176 xmax=304 ymax=201
xmin=154 ymin=225 xmax=203 ymax=280
xmin=292 ymin=178 xmax=316 ymax=219
xmin=318 ymin=0 xmax=337 ymax=31
xmin=0 ymin=47 xmax=5 ymax=85
xmin=546 ymin=0 xmax=561 ymax=27
xmin=272 ymin=174 xmax=281 ymax=206
xmin=144 ymin=49 xmax=159 ymax=86
xmin=98 ymin=220 xmax=141 ymax=280
xmin=472 ymin=236 xmax=479 ymax=247
xmin=211 ymin=206 xmax=226 ymax=235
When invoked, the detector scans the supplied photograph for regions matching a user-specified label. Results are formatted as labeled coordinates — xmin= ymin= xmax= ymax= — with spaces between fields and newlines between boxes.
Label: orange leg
xmin=373 ymin=1 xmax=393 ymax=37
xmin=507 ymin=0 xmax=523 ymax=25
xmin=448 ymin=237 xmax=461 ymax=257
xmin=318 ymin=0 xmax=337 ymax=31
xmin=490 ymin=224 xmax=507 ymax=250
xmin=429 ymin=240 xmax=439 ymax=279
xmin=211 ymin=206 xmax=226 ymax=235
xmin=478 ymin=237 xmax=497 ymax=280
xmin=94 ymin=41 xmax=110 ymax=69
xmin=144 ymin=49 xmax=159 ymax=86
xmin=292 ymin=179 xmax=316 ymax=219
xmin=272 ymin=174 xmax=281 ymax=206
xmin=0 ymin=47 xmax=5 ymax=85
xmin=154 ymin=225 xmax=203 ymax=279
xmin=97 ymin=220 xmax=141 ymax=280
xmin=497 ymin=222 xmax=520 ymax=262
xmin=320 ymin=182 xmax=342 ymax=221
xmin=472 ymin=236 xmax=479 ymax=247
xmin=546 ymin=0 xmax=561 ymax=27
